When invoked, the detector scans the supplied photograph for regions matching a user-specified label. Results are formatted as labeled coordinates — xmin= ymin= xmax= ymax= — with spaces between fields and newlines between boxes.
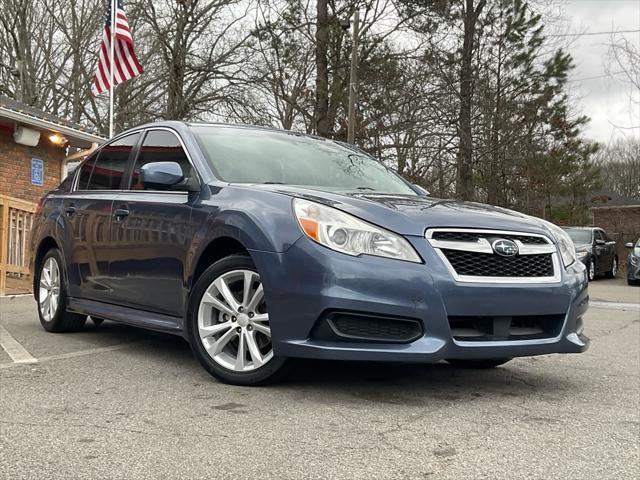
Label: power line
xmin=545 ymin=29 xmax=640 ymax=38
xmin=568 ymin=71 xmax=627 ymax=82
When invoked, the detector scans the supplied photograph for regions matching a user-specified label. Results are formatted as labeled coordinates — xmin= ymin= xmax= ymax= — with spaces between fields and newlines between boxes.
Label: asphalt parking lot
xmin=1 ymin=278 xmax=638 ymax=480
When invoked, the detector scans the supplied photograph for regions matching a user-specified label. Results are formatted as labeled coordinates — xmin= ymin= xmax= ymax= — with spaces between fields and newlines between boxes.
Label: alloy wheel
xmin=197 ymin=269 xmax=273 ymax=372
xmin=611 ymin=258 xmax=618 ymax=277
xmin=39 ymin=257 xmax=60 ymax=322
xmin=589 ymin=261 xmax=595 ymax=281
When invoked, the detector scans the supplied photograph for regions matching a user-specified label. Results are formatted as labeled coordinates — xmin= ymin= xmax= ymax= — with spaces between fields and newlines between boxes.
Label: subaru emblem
xmin=492 ymin=239 xmax=519 ymax=257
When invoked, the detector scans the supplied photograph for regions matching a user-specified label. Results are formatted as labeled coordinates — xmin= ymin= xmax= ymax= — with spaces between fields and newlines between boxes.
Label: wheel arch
xmin=32 ymin=236 xmax=59 ymax=293
xmin=189 ymin=236 xmax=251 ymax=291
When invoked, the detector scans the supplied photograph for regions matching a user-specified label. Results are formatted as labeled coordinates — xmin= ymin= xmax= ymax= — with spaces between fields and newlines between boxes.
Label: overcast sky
xmin=558 ymin=0 xmax=640 ymax=145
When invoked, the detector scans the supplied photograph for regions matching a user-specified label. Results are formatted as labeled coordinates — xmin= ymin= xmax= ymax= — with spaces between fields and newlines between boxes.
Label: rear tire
xmin=36 ymin=248 xmax=86 ymax=332
xmin=446 ymin=358 xmax=512 ymax=369
xmin=187 ymin=254 xmax=288 ymax=386
xmin=605 ymin=257 xmax=618 ymax=278
xmin=587 ymin=259 xmax=595 ymax=282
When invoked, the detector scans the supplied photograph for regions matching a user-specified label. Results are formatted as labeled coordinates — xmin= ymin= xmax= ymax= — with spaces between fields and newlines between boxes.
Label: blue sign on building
xmin=31 ymin=158 xmax=44 ymax=186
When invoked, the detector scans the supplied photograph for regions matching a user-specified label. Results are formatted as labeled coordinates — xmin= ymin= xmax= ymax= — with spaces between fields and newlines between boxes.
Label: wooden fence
xmin=0 ymin=194 xmax=37 ymax=296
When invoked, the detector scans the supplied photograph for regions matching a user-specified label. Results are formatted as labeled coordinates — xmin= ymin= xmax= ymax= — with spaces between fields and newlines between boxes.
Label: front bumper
xmin=627 ymin=257 xmax=640 ymax=281
xmin=577 ymin=253 xmax=591 ymax=268
xmin=249 ymin=236 xmax=590 ymax=362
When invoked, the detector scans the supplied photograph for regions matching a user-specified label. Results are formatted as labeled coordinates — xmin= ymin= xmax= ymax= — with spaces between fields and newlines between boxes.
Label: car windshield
xmin=192 ymin=126 xmax=417 ymax=195
xmin=564 ymin=229 xmax=592 ymax=244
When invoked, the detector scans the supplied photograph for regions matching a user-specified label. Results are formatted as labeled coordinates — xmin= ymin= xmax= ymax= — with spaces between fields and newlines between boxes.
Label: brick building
xmin=0 ymin=96 xmax=105 ymax=294
xmin=0 ymin=95 xmax=105 ymax=203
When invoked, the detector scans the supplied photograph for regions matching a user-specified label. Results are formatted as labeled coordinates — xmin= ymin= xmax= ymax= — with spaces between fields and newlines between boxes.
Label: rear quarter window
xmin=77 ymin=154 xmax=97 ymax=190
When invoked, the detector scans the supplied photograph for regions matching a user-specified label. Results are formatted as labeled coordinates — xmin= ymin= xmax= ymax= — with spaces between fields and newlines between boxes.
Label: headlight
xmin=293 ymin=198 xmax=421 ymax=263
xmin=539 ymin=220 xmax=576 ymax=268
xmin=631 ymin=256 xmax=639 ymax=266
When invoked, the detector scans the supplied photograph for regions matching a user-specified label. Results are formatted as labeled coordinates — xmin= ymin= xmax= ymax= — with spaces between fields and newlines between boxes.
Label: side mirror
xmin=625 ymin=242 xmax=634 ymax=248
xmin=595 ymin=238 xmax=606 ymax=245
xmin=140 ymin=161 xmax=183 ymax=190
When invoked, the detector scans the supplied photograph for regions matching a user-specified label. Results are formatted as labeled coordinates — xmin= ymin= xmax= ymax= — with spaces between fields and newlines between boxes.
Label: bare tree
xmin=606 ymin=33 xmax=640 ymax=133
xmin=137 ymin=0 xmax=255 ymax=120
xmin=0 ymin=0 xmax=64 ymax=106
xmin=595 ymin=138 xmax=640 ymax=200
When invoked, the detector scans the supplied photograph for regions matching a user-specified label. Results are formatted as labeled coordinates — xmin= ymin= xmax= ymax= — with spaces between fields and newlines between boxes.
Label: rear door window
xmin=82 ymin=133 xmax=140 ymax=190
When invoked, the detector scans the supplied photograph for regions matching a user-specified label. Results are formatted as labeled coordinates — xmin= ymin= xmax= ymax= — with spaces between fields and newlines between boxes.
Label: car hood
xmin=574 ymin=243 xmax=592 ymax=252
xmin=239 ymin=184 xmax=557 ymax=238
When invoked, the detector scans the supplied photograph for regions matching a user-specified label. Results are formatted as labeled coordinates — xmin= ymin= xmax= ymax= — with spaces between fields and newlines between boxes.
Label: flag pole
xmin=108 ymin=0 xmax=116 ymax=138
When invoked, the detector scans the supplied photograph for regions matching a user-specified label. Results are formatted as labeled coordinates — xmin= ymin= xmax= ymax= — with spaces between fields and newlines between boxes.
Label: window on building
xmin=84 ymin=133 xmax=140 ymax=190
xmin=129 ymin=130 xmax=196 ymax=191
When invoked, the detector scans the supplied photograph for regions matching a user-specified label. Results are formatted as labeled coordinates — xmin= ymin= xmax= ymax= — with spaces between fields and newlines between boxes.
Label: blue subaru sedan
xmin=30 ymin=122 xmax=589 ymax=385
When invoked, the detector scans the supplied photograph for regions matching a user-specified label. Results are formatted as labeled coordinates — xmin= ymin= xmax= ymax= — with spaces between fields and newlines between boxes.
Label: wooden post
xmin=0 ymin=195 xmax=37 ymax=296
xmin=0 ymin=197 xmax=9 ymax=296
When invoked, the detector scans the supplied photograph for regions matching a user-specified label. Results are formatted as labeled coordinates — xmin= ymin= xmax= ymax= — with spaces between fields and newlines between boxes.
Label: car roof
xmin=185 ymin=122 xmax=356 ymax=147
xmin=134 ymin=120 xmax=321 ymax=138
xmin=117 ymin=120 xmax=369 ymax=157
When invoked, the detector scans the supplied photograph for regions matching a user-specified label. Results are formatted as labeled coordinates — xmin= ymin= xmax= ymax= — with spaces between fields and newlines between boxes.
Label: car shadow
xmin=83 ymin=321 xmax=580 ymax=403
xmin=277 ymin=357 xmax=578 ymax=404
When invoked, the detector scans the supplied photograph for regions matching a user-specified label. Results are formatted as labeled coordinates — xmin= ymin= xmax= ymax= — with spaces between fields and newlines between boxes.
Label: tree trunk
xmin=456 ymin=0 xmax=486 ymax=201
xmin=488 ymin=37 xmax=503 ymax=205
xmin=314 ymin=0 xmax=330 ymax=137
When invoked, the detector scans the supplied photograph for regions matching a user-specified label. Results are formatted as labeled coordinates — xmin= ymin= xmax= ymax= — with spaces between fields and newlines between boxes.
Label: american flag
xmin=91 ymin=0 xmax=143 ymax=95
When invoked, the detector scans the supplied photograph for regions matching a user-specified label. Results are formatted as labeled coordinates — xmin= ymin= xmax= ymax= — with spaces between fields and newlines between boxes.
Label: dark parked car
xmin=30 ymin=122 xmax=589 ymax=385
xmin=563 ymin=227 xmax=618 ymax=282
xmin=625 ymin=239 xmax=640 ymax=286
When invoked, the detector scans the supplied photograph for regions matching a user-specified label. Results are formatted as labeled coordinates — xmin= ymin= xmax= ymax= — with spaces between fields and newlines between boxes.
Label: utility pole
xmin=347 ymin=10 xmax=360 ymax=144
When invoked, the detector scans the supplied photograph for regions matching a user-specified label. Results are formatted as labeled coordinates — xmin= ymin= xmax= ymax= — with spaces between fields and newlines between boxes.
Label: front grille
xmin=432 ymin=231 xmax=547 ymax=245
xmin=426 ymin=228 xmax=558 ymax=281
xmin=449 ymin=314 xmax=565 ymax=341
xmin=326 ymin=313 xmax=423 ymax=343
xmin=442 ymin=249 xmax=554 ymax=277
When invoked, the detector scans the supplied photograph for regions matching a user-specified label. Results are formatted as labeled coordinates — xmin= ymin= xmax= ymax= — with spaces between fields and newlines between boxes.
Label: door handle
xmin=113 ymin=208 xmax=130 ymax=221
xmin=64 ymin=206 xmax=76 ymax=216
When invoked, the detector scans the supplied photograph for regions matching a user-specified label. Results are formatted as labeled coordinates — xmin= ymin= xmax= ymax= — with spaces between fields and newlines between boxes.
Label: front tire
xmin=187 ymin=254 xmax=288 ymax=386
xmin=446 ymin=358 xmax=512 ymax=369
xmin=36 ymin=248 xmax=86 ymax=332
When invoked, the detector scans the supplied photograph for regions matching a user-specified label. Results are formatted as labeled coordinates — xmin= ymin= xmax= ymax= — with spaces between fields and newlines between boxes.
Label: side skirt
xmin=68 ymin=297 xmax=186 ymax=338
